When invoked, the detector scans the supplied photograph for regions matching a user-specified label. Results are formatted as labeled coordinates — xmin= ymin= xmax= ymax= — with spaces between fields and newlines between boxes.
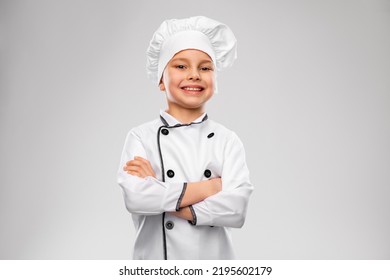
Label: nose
xmin=187 ymin=68 xmax=200 ymax=80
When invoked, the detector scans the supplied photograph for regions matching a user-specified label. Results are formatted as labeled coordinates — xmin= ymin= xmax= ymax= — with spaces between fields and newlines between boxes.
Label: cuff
xmin=175 ymin=182 xmax=187 ymax=211
xmin=158 ymin=179 xmax=189 ymax=212
xmin=190 ymin=201 xmax=212 ymax=226
xmin=187 ymin=205 xmax=197 ymax=226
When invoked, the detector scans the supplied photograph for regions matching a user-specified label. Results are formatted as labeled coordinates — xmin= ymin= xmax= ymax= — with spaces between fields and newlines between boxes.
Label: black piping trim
xmin=162 ymin=212 xmax=167 ymax=260
xmin=157 ymin=126 xmax=166 ymax=182
xmin=188 ymin=205 xmax=197 ymax=225
xmin=176 ymin=182 xmax=187 ymax=211
xmin=160 ymin=114 xmax=208 ymax=128
xmin=157 ymin=125 xmax=167 ymax=260
xmin=160 ymin=115 xmax=169 ymax=126
xmin=157 ymin=113 xmax=208 ymax=260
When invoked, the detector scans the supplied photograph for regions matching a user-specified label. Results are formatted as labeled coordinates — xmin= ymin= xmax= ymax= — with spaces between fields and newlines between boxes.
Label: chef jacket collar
xmin=160 ymin=110 xmax=208 ymax=126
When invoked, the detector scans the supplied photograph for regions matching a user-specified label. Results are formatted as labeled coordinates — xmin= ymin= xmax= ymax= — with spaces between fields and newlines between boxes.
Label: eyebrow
xmin=170 ymin=58 xmax=213 ymax=64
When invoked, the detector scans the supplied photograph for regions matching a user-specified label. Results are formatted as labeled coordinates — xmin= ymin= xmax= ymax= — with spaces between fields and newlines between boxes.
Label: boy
xmin=118 ymin=16 xmax=253 ymax=260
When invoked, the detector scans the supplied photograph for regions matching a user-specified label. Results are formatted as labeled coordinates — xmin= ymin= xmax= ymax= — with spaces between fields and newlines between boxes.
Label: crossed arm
xmin=123 ymin=156 xmax=222 ymax=221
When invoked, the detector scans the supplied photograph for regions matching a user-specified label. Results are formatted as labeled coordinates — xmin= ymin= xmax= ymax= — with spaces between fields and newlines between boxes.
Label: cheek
xmin=206 ymin=74 xmax=216 ymax=89
xmin=164 ymin=72 xmax=182 ymax=89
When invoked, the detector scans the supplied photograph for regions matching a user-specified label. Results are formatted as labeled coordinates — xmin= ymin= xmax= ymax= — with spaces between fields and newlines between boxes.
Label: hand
xmin=179 ymin=177 xmax=222 ymax=208
xmin=169 ymin=207 xmax=193 ymax=221
xmin=123 ymin=156 xmax=156 ymax=178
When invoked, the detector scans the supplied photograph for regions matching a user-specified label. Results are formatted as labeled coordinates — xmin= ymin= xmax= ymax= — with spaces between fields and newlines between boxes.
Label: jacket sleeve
xmin=117 ymin=129 xmax=186 ymax=215
xmin=190 ymin=132 xmax=254 ymax=228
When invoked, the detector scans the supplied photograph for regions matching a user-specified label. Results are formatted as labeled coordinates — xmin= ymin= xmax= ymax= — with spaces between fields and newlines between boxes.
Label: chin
xmin=182 ymin=103 xmax=204 ymax=109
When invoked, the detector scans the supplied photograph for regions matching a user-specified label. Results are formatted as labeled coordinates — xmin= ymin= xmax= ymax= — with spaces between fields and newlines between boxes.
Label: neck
xmin=166 ymin=105 xmax=205 ymax=124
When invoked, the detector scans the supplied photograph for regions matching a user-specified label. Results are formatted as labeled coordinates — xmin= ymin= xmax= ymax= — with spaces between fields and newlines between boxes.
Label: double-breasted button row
xmin=165 ymin=221 xmax=174 ymax=230
xmin=162 ymin=128 xmax=213 ymax=180
xmin=167 ymin=169 xmax=210 ymax=179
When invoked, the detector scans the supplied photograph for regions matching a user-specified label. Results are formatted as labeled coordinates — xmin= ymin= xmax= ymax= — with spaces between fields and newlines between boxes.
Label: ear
xmin=159 ymin=82 xmax=166 ymax=91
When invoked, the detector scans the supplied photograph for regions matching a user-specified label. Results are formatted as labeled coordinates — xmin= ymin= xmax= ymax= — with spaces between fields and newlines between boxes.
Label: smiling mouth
xmin=181 ymin=87 xmax=204 ymax=92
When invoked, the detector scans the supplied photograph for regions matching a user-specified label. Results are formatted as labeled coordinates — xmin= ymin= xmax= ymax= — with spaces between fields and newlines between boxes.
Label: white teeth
xmin=183 ymin=87 xmax=202 ymax=91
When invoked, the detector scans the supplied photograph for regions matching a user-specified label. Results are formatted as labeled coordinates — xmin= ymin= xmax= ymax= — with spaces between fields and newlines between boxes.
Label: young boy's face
xmin=160 ymin=49 xmax=215 ymax=111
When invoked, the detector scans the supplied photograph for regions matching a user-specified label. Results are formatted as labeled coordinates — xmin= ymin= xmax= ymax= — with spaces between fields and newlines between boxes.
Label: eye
xmin=200 ymin=66 xmax=213 ymax=71
xmin=175 ymin=65 xmax=186 ymax=69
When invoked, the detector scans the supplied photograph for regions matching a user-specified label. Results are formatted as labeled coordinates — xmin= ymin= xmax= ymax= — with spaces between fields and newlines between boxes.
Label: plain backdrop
xmin=1 ymin=0 xmax=389 ymax=259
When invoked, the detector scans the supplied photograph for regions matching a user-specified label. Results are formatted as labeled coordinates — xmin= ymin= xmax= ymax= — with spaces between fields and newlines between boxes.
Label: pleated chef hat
xmin=146 ymin=16 xmax=237 ymax=90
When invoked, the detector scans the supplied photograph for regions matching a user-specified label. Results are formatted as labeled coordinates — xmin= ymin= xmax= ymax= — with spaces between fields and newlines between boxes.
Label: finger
xmin=124 ymin=163 xmax=141 ymax=170
xmin=127 ymin=160 xmax=146 ymax=167
xmin=124 ymin=165 xmax=133 ymax=171
xmin=127 ymin=159 xmax=143 ymax=167
xmin=125 ymin=166 xmax=141 ymax=172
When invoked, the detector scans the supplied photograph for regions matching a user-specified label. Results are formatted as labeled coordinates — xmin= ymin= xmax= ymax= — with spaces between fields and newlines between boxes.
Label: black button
xmin=161 ymin=129 xmax=169 ymax=135
xmin=207 ymin=132 xmax=214 ymax=138
xmin=165 ymin=221 xmax=174 ymax=230
xmin=167 ymin=169 xmax=175 ymax=178
xmin=204 ymin=169 xmax=212 ymax=178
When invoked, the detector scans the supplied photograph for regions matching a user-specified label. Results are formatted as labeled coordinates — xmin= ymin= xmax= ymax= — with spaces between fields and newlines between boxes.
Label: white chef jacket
xmin=117 ymin=110 xmax=253 ymax=260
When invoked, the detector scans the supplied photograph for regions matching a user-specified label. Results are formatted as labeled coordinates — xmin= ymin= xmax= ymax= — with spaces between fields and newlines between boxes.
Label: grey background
xmin=1 ymin=0 xmax=389 ymax=259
